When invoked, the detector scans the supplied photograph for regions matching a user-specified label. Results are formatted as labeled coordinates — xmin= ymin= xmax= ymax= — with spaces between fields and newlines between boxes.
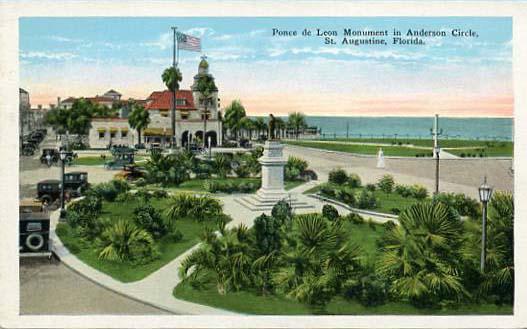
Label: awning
xmin=97 ymin=128 xmax=107 ymax=133
xmin=120 ymin=128 xmax=129 ymax=133
xmin=109 ymin=127 xmax=118 ymax=133
xmin=143 ymin=128 xmax=173 ymax=136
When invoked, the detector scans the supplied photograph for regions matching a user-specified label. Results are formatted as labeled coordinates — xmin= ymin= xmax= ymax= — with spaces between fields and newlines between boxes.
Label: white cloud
xmin=48 ymin=35 xmax=83 ymax=43
xmin=141 ymin=32 xmax=172 ymax=50
xmin=184 ymin=27 xmax=215 ymax=38
xmin=20 ymin=51 xmax=77 ymax=60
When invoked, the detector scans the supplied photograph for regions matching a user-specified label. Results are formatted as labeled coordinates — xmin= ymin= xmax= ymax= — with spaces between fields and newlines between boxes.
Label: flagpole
xmin=171 ymin=26 xmax=177 ymax=148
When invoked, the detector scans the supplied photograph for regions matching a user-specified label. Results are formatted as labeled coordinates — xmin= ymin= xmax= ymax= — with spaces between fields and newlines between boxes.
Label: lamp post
xmin=478 ymin=176 xmax=493 ymax=273
xmin=59 ymin=150 xmax=67 ymax=220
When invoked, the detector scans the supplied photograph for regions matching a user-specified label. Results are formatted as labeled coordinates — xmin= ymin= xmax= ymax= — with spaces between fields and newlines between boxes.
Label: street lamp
xmin=59 ymin=150 xmax=68 ymax=220
xmin=478 ymin=176 xmax=493 ymax=273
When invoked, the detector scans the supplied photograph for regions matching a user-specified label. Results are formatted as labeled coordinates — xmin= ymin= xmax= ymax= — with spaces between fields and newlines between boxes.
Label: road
xmin=19 ymin=131 xmax=169 ymax=315
xmin=284 ymin=144 xmax=513 ymax=199
xmin=20 ymin=257 xmax=169 ymax=315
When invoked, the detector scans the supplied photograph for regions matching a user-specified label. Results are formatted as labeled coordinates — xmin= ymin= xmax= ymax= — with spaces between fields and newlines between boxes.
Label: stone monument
xmin=376 ymin=147 xmax=385 ymax=168
xmin=236 ymin=114 xmax=313 ymax=211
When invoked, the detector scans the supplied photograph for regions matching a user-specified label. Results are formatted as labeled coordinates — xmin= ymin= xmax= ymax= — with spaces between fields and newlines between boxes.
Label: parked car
xmin=21 ymin=142 xmax=36 ymax=156
xmin=36 ymin=172 xmax=89 ymax=203
xmin=40 ymin=148 xmax=60 ymax=166
xmin=37 ymin=179 xmax=61 ymax=204
xmin=63 ymin=171 xmax=89 ymax=196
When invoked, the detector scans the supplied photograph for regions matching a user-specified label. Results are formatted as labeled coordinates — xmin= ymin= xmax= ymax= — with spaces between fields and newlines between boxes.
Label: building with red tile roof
xmin=89 ymin=58 xmax=222 ymax=148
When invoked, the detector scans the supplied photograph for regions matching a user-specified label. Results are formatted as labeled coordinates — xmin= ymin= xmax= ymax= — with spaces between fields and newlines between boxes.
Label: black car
xmin=20 ymin=212 xmax=50 ymax=254
xmin=64 ymin=171 xmax=89 ymax=195
xmin=40 ymin=148 xmax=60 ymax=166
xmin=37 ymin=179 xmax=61 ymax=204
xmin=36 ymin=172 xmax=89 ymax=203
xmin=21 ymin=142 xmax=36 ymax=156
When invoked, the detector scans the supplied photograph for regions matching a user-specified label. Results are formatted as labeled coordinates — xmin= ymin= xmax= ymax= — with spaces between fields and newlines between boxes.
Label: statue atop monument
xmin=268 ymin=114 xmax=277 ymax=140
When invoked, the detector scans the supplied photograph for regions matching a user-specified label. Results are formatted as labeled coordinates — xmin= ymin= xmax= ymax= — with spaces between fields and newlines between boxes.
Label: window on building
xmin=201 ymin=113 xmax=211 ymax=120
xmin=121 ymin=131 xmax=128 ymax=138
xmin=110 ymin=132 xmax=116 ymax=138
xmin=176 ymin=99 xmax=186 ymax=106
xmin=99 ymin=132 xmax=105 ymax=139
xmin=181 ymin=113 xmax=189 ymax=120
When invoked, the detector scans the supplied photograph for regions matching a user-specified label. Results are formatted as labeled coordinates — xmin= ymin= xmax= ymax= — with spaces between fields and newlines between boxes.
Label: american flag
xmin=177 ymin=33 xmax=201 ymax=52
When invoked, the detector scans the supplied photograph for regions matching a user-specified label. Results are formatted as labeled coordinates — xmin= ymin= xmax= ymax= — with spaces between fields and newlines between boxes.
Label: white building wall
xmin=89 ymin=119 xmax=138 ymax=149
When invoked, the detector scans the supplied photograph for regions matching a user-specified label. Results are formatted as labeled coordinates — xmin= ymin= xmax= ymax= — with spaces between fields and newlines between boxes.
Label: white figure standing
xmin=376 ymin=148 xmax=385 ymax=168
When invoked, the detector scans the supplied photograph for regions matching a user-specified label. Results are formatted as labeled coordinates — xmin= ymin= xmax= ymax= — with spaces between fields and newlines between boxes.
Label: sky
xmin=19 ymin=17 xmax=512 ymax=117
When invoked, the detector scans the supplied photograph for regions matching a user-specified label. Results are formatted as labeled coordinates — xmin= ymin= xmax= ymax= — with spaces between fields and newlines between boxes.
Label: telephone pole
xmin=432 ymin=114 xmax=443 ymax=195
xmin=171 ymin=26 xmax=178 ymax=149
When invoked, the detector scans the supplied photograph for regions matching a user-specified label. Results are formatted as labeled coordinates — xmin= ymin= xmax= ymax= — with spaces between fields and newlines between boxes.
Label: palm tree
xmin=274 ymin=117 xmax=286 ymax=139
xmin=378 ymin=202 xmax=467 ymax=305
xmin=162 ymin=66 xmax=182 ymax=148
xmin=180 ymin=224 xmax=253 ymax=294
xmin=224 ymin=100 xmax=246 ymax=140
xmin=273 ymin=214 xmax=361 ymax=312
xmin=128 ymin=103 xmax=150 ymax=145
xmin=195 ymin=73 xmax=217 ymax=148
xmin=98 ymin=220 xmax=158 ymax=263
xmin=288 ymin=112 xmax=307 ymax=139
xmin=239 ymin=117 xmax=255 ymax=140
xmin=254 ymin=117 xmax=267 ymax=139
xmin=460 ymin=191 xmax=514 ymax=303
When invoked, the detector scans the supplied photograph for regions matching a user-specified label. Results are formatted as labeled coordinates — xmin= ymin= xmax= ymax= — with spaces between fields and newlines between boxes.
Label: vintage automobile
xmin=105 ymin=146 xmax=136 ymax=169
xmin=21 ymin=142 xmax=36 ymax=156
xmin=36 ymin=172 xmax=89 ymax=203
xmin=122 ymin=164 xmax=146 ymax=181
xmin=19 ymin=198 xmax=43 ymax=213
xmin=36 ymin=179 xmax=62 ymax=204
xmin=40 ymin=148 xmax=60 ymax=166
xmin=63 ymin=171 xmax=89 ymax=196
xmin=20 ymin=212 xmax=51 ymax=255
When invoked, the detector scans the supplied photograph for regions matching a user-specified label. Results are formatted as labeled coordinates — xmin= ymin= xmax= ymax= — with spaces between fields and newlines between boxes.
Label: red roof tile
xmin=145 ymin=90 xmax=196 ymax=111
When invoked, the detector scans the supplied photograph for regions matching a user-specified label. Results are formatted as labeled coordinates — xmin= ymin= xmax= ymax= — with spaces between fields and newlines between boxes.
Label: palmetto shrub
xmin=98 ymin=220 xmax=158 ymax=264
xmin=285 ymin=156 xmax=309 ymax=180
xmin=378 ymin=202 xmax=466 ymax=306
xmin=211 ymin=153 xmax=232 ymax=178
xmin=68 ymin=195 xmax=102 ymax=219
xmin=377 ymin=175 xmax=395 ymax=193
xmin=328 ymin=168 xmax=348 ymax=185
xmin=410 ymin=185 xmax=428 ymax=200
xmin=434 ymin=192 xmax=480 ymax=219
xmin=357 ymin=190 xmax=377 ymax=209
xmin=347 ymin=173 xmax=362 ymax=188
xmin=322 ymin=204 xmax=339 ymax=221
xmin=165 ymin=193 xmax=223 ymax=223
xmin=133 ymin=203 xmax=168 ymax=238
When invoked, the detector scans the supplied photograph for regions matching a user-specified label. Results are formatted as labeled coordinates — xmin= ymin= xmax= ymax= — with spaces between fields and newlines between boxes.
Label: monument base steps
xmin=235 ymin=194 xmax=315 ymax=211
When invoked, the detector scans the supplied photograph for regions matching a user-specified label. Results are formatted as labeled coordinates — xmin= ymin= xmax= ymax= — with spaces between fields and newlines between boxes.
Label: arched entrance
xmin=205 ymin=131 xmax=218 ymax=147
xmin=195 ymin=130 xmax=204 ymax=145
xmin=181 ymin=131 xmax=190 ymax=147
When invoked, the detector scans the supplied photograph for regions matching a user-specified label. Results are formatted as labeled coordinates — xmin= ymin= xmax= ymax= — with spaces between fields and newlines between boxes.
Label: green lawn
xmin=304 ymin=183 xmax=422 ymax=215
xmin=56 ymin=198 xmax=220 ymax=282
xmin=174 ymin=281 xmax=511 ymax=315
xmin=307 ymin=138 xmax=513 ymax=157
xmin=73 ymin=155 xmax=148 ymax=166
xmin=284 ymin=140 xmax=429 ymax=157
xmin=148 ymin=177 xmax=305 ymax=194
xmin=173 ymin=220 xmax=512 ymax=315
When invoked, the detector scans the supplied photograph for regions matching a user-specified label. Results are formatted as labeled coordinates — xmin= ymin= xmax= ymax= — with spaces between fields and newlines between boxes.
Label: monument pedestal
xmin=237 ymin=141 xmax=314 ymax=211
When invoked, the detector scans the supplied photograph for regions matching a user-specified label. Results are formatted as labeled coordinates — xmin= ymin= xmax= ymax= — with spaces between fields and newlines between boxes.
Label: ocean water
xmin=303 ymin=116 xmax=513 ymax=141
